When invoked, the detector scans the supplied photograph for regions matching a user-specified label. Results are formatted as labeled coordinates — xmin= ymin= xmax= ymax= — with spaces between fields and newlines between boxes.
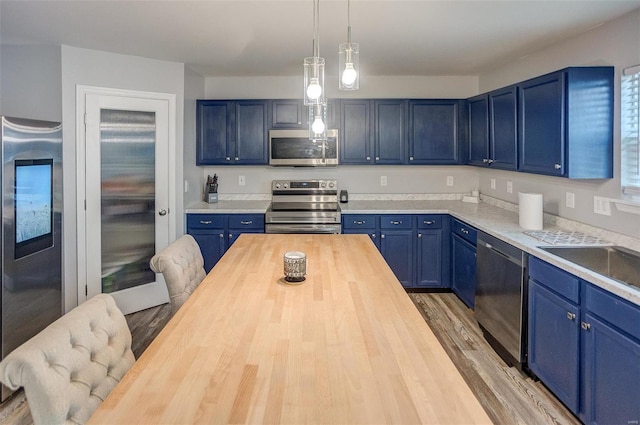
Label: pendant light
xmin=309 ymin=103 xmax=327 ymax=141
xmin=303 ymin=0 xmax=326 ymax=106
xmin=339 ymin=0 xmax=359 ymax=90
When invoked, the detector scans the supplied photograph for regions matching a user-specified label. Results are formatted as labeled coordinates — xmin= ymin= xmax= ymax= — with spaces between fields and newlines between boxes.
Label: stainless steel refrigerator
xmin=0 ymin=116 xmax=63 ymax=401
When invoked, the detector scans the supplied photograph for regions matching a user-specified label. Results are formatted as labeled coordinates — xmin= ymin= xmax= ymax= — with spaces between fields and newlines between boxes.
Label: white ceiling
xmin=2 ymin=0 xmax=640 ymax=77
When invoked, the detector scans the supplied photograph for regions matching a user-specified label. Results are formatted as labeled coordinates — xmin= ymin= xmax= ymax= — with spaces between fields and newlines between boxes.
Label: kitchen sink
xmin=539 ymin=246 xmax=640 ymax=289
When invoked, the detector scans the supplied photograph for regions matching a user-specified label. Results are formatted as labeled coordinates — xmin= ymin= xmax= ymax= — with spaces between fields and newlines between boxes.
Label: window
xmin=622 ymin=65 xmax=640 ymax=201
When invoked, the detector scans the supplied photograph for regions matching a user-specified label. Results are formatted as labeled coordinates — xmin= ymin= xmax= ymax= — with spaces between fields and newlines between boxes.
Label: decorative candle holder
xmin=283 ymin=251 xmax=306 ymax=283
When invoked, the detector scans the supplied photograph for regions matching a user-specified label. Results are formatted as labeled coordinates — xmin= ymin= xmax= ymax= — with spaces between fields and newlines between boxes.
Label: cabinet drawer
xmin=342 ymin=215 xmax=377 ymax=230
xmin=451 ymin=218 xmax=477 ymax=244
xmin=187 ymin=214 xmax=225 ymax=229
xmin=529 ymin=256 xmax=580 ymax=303
xmin=227 ymin=214 xmax=264 ymax=230
xmin=380 ymin=215 xmax=413 ymax=230
xmin=585 ymin=284 xmax=640 ymax=341
xmin=417 ymin=215 xmax=442 ymax=229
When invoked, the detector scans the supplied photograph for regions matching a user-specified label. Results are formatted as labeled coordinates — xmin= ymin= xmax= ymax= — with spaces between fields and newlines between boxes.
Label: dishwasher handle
xmin=478 ymin=239 xmax=523 ymax=267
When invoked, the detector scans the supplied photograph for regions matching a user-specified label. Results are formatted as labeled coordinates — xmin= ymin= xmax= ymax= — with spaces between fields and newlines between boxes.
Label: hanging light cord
xmin=346 ymin=0 xmax=351 ymax=44
xmin=313 ymin=0 xmax=320 ymax=58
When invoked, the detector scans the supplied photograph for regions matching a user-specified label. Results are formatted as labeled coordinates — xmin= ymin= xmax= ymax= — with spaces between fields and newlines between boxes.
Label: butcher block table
xmin=89 ymin=234 xmax=492 ymax=424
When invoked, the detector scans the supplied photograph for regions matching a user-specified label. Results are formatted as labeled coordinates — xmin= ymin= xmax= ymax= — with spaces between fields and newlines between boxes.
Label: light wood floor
xmin=0 ymin=293 xmax=579 ymax=424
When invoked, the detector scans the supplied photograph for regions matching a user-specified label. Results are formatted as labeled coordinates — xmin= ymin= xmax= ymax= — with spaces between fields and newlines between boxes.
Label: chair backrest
xmin=149 ymin=234 xmax=206 ymax=314
xmin=0 ymin=293 xmax=134 ymax=425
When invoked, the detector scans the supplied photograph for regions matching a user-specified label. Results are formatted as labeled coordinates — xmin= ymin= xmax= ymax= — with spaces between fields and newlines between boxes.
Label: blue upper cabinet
xmin=488 ymin=86 xmax=518 ymax=170
xmin=408 ymin=100 xmax=461 ymax=164
xmin=340 ymin=99 xmax=406 ymax=165
xmin=467 ymin=87 xmax=518 ymax=170
xmin=197 ymin=100 xmax=268 ymax=165
xmin=467 ymin=95 xmax=489 ymax=167
xmin=374 ymin=100 xmax=407 ymax=164
xmin=340 ymin=99 xmax=371 ymax=164
xmin=271 ymin=99 xmax=306 ymax=129
xmin=518 ymin=67 xmax=613 ymax=178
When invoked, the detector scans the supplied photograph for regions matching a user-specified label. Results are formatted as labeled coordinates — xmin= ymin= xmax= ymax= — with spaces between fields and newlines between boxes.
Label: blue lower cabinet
xmin=380 ymin=229 xmax=414 ymax=287
xmin=342 ymin=214 xmax=380 ymax=249
xmin=528 ymin=257 xmax=640 ymax=423
xmin=187 ymin=213 xmax=264 ymax=272
xmin=528 ymin=279 xmax=580 ymax=413
xmin=450 ymin=218 xmax=477 ymax=308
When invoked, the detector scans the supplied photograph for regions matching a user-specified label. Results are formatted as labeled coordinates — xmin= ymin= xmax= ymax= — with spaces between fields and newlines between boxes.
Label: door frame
xmin=76 ymin=85 xmax=177 ymax=310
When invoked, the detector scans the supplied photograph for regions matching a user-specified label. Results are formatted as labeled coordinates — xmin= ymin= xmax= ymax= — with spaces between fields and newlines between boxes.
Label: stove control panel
xmin=272 ymin=179 xmax=337 ymax=192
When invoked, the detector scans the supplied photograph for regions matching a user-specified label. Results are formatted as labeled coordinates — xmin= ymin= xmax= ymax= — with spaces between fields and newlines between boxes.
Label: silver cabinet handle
xmin=219 ymin=233 xmax=224 ymax=238
xmin=461 ymin=229 xmax=469 ymax=234
xmin=366 ymin=156 xmax=371 ymax=161
xmin=423 ymin=220 xmax=434 ymax=225
xmin=158 ymin=209 xmax=167 ymax=216
xmin=381 ymin=234 xmax=385 ymax=239
xmin=487 ymin=159 xmax=494 ymax=164
xmin=355 ymin=220 xmax=365 ymax=225
xmin=567 ymin=312 xmax=576 ymax=321
xmin=229 ymin=233 xmax=233 ymax=238
xmin=375 ymin=156 xmax=380 ymax=161
xmin=200 ymin=220 xmax=212 ymax=224
xmin=391 ymin=221 xmax=402 ymax=225
xmin=409 ymin=156 xmax=414 ymax=161
xmin=235 ymin=157 xmax=239 ymax=161
xmin=554 ymin=164 xmax=561 ymax=170
xmin=418 ymin=233 xmax=422 ymax=238
xmin=225 ymin=157 xmax=231 ymax=161
xmin=371 ymin=233 xmax=376 ymax=239
xmin=240 ymin=220 xmax=253 ymax=225
xmin=581 ymin=322 xmax=591 ymax=331
xmin=483 ymin=158 xmax=489 ymax=163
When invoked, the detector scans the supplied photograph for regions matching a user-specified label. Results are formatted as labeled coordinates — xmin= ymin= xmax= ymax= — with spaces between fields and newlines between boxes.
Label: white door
xmin=79 ymin=88 xmax=175 ymax=314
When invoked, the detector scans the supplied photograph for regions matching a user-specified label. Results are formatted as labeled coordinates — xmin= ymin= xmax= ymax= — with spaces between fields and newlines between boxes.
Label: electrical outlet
xmin=490 ymin=178 xmax=496 ymax=190
xmin=446 ymin=176 xmax=454 ymax=187
xmin=566 ymin=192 xmax=575 ymax=208
xmin=593 ymin=196 xmax=611 ymax=216
xmin=506 ymin=181 xmax=513 ymax=193
xmin=239 ymin=175 xmax=246 ymax=186
xmin=184 ymin=180 xmax=189 ymax=193
xmin=380 ymin=176 xmax=387 ymax=186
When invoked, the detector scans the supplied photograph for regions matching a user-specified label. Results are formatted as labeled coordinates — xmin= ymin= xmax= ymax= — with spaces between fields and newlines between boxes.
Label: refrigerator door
xmin=1 ymin=116 xmax=63 ymax=401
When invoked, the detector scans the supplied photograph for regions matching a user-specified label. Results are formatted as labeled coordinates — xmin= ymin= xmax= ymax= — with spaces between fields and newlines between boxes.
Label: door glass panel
xmin=100 ymin=109 xmax=156 ymax=293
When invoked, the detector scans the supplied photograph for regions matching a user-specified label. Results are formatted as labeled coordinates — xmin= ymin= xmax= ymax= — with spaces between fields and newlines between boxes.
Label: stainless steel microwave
xmin=269 ymin=129 xmax=339 ymax=166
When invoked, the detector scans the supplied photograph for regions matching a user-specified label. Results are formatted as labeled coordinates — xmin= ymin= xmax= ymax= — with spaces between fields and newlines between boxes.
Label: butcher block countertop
xmin=89 ymin=234 xmax=492 ymax=424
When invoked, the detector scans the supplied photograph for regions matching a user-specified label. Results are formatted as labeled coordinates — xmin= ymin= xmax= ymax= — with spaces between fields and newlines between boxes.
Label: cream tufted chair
xmin=149 ymin=234 xmax=206 ymax=314
xmin=0 ymin=293 xmax=134 ymax=425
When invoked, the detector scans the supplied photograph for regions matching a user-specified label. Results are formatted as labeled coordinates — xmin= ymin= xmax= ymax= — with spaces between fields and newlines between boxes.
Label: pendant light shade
xmin=309 ymin=103 xmax=327 ymax=141
xmin=304 ymin=0 xmax=326 ymax=106
xmin=303 ymin=57 xmax=326 ymax=105
xmin=339 ymin=0 xmax=359 ymax=90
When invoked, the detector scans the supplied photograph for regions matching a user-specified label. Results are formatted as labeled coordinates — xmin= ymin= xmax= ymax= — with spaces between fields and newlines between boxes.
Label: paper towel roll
xmin=519 ymin=192 xmax=543 ymax=230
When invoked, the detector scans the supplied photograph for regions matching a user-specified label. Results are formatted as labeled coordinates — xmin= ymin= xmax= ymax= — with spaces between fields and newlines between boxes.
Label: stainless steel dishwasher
xmin=475 ymin=231 xmax=528 ymax=370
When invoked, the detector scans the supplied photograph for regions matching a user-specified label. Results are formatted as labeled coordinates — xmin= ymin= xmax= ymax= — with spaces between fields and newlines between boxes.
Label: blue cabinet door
xmin=374 ymin=100 xmax=406 ymax=164
xmin=467 ymin=95 xmax=489 ymax=166
xmin=489 ymin=86 xmax=517 ymax=170
xmin=342 ymin=214 xmax=380 ymax=249
xmin=518 ymin=72 xmax=565 ymax=175
xmin=234 ymin=101 xmax=268 ymax=164
xmin=380 ymin=230 xmax=414 ymax=287
xmin=271 ymin=99 xmax=305 ymax=129
xmin=582 ymin=313 xmax=640 ymax=425
xmin=189 ymin=230 xmax=226 ymax=273
xmin=451 ymin=233 xmax=476 ymax=308
xmin=196 ymin=100 xmax=233 ymax=165
xmin=416 ymin=230 xmax=443 ymax=288
xmin=340 ymin=99 xmax=372 ymax=164
xmin=408 ymin=100 xmax=460 ymax=164
xmin=528 ymin=279 xmax=580 ymax=413
xmin=227 ymin=214 xmax=265 ymax=247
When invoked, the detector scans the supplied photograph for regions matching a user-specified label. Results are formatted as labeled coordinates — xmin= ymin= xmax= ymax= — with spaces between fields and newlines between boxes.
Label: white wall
xmin=61 ymin=45 xmax=186 ymax=311
xmin=0 ymin=44 xmax=62 ymax=121
xmin=477 ymin=8 xmax=640 ymax=239
xmin=184 ymin=68 xmax=205 ymax=209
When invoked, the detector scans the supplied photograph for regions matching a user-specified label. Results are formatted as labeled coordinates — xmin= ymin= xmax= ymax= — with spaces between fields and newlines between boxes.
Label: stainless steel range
xmin=265 ymin=179 xmax=341 ymax=234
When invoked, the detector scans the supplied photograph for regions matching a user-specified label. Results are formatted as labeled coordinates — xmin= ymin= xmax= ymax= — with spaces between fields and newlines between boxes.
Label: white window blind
xmin=622 ymin=65 xmax=640 ymax=199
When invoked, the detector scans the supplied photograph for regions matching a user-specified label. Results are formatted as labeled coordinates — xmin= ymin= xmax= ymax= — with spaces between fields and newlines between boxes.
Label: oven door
xmin=265 ymin=223 xmax=342 ymax=234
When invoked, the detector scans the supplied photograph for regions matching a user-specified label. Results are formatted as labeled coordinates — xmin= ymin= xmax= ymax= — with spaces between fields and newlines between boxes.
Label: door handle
xmin=158 ymin=209 xmax=167 ymax=216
